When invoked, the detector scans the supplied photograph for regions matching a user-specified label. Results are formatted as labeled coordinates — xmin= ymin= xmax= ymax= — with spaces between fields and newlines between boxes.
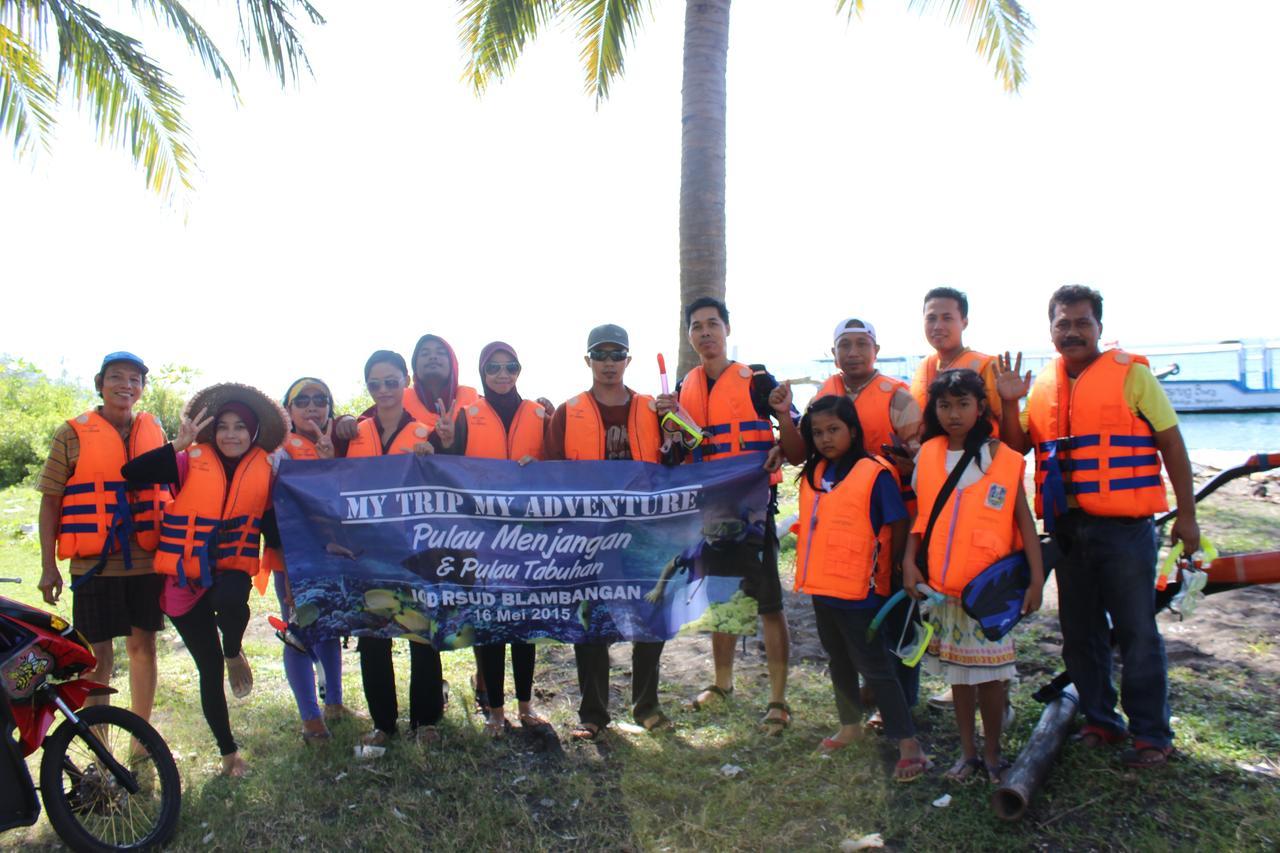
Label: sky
xmin=2 ymin=1 xmax=1277 ymax=406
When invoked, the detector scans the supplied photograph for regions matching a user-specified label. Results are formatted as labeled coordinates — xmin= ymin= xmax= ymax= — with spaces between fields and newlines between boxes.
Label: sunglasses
xmin=366 ymin=378 xmax=403 ymax=392
xmin=588 ymin=349 xmax=629 ymax=362
xmin=484 ymin=361 xmax=521 ymax=376
xmin=290 ymin=394 xmax=329 ymax=408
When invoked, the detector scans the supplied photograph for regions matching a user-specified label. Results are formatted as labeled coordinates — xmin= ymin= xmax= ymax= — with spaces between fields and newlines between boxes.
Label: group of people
xmin=36 ymin=283 xmax=1197 ymax=785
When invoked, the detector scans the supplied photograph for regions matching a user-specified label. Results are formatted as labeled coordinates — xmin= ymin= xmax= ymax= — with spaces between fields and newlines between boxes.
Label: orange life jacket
xmin=463 ymin=398 xmax=547 ymax=460
xmin=680 ymin=363 xmax=781 ymax=483
xmin=1026 ymin=351 xmax=1168 ymax=522
xmin=816 ymin=372 xmax=915 ymax=511
xmin=794 ymin=456 xmax=895 ymax=601
xmin=912 ymin=437 xmax=1024 ymax=598
xmin=562 ymin=391 xmax=662 ymax=463
xmin=345 ymin=416 xmax=433 ymax=458
xmin=909 ymin=350 xmax=1000 ymax=429
xmin=57 ymin=410 xmax=170 ymax=568
xmin=401 ymin=385 xmax=479 ymax=431
xmin=154 ymin=445 xmax=272 ymax=587
xmin=259 ymin=432 xmax=322 ymax=582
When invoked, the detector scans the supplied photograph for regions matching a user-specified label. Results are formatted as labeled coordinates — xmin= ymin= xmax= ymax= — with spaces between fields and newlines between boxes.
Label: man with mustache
xmin=996 ymin=284 xmax=1199 ymax=770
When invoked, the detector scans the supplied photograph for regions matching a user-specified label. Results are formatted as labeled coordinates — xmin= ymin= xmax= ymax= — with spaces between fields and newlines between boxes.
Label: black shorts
xmin=71 ymin=572 xmax=165 ymax=643
xmin=700 ymin=521 xmax=784 ymax=617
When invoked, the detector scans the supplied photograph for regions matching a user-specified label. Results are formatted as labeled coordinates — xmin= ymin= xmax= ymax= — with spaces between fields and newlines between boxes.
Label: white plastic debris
xmin=540 ymin=798 xmax=556 ymax=807
xmin=353 ymin=745 xmax=385 ymax=760
xmin=202 ymin=832 xmax=215 ymax=845
xmin=932 ymin=794 xmax=952 ymax=808
xmin=840 ymin=833 xmax=884 ymax=851
xmin=719 ymin=763 xmax=744 ymax=778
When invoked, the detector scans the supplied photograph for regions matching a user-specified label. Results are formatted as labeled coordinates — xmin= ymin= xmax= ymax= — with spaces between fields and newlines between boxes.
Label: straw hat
xmin=184 ymin=383 xmax=289 ymax=453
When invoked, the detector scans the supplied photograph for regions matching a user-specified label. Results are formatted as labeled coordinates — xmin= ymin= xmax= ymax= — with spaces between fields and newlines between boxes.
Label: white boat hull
xmin=1160 ymin=381 xmax=1280 ymax=413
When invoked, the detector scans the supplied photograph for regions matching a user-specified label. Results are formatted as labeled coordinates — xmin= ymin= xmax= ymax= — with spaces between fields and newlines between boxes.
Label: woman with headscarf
xmin=122 ymin=383 xmax=287 ymax=777
xmin=440 ymin=341 xmax=552 ymax=736
xmin=346 ymin=350 xmax=444 ymax=748
xmin=260 ymin=377 xmax=362 ymax=744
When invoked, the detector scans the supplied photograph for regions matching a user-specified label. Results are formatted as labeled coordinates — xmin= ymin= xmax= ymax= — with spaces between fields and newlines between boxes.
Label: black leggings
xmin=358 ymin=637 xmax=444 ymax=735
xmin=168 ymin=571 xmax=252 ymax=756
xmin=477 ymin=642 xmax=535 ymax=709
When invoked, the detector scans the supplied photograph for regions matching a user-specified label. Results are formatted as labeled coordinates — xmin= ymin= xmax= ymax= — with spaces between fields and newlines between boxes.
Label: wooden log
xmin=992 ymin=685 xmax=1078 ymax=821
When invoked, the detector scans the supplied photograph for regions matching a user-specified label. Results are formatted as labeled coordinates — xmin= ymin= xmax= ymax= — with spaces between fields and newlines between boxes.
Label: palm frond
xmin=129 ymin=0 xmax=239 ymax=94
xmin=908 ymin=0 xmax=1033 ymax=92
xmin=835 ymin=0 xmax=865 ymax=23
xmin=0 ymin=21 xmax=56 ymax=156
xmin=458 ymin=0 xmax=557 ymax=95
xmin=46 ymin=0 xmax=194 ymax=195
xmin=565 ymin=0 xmax=650 ymax=103
xmin=235 ymin=0 xmax=323 ymax=87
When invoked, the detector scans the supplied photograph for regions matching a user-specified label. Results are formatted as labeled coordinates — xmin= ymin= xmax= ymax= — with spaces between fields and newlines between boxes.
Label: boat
xmin=781 ymin=340 xmax=1280 ymax=414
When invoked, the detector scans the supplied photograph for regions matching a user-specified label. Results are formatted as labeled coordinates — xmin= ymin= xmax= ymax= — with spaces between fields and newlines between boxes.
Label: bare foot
xmin=220 ymin=752 xmax=248 ymax=778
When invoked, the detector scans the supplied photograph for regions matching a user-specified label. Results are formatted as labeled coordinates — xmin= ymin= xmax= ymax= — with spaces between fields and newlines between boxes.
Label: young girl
xmin=794 ymin=394 xmax=931 ymax=782
xmin=903 ymin=369 xmax=1044 ymax=784
xmin=122 ymin=383 xmax=287 ymax=777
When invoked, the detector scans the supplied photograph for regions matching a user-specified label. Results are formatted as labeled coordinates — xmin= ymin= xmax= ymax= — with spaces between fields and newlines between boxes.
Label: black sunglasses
xmin=290 ymin=394 xmax=330 ymax=408
xmin=484 ymin=361 xmax=521 ymax=376
xmin=588 ymin=349 xmax=629 ymax=362
xmin=366 ymin=378 xmax=403 ymax=392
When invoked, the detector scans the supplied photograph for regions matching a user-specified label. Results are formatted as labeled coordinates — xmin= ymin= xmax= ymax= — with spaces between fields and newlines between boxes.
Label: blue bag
xmin=960 ymin=537 xmax=1058 ymax=642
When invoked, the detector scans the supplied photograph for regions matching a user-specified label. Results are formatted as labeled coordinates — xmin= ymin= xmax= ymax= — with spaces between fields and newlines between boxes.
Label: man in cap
xmin=37 ymin=352 xmax=168 ymax=722
xmin=544 ymin=324 xmax=673 ymax=738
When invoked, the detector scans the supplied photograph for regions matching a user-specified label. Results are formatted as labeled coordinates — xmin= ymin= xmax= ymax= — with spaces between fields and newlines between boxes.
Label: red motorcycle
xmin=0 ymin=578 xmax=180 ymax=851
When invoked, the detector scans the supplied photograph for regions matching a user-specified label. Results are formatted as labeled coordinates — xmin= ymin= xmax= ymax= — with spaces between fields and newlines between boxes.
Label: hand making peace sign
xmin=174 ymin=406 xmax=213 ymax=452
xmin=434 ymin=398 xmax=456 ymax=449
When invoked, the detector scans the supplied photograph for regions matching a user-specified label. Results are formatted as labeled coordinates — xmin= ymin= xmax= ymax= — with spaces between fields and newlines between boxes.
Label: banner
xmin=273 ymin=454 xmax=772 ymax=648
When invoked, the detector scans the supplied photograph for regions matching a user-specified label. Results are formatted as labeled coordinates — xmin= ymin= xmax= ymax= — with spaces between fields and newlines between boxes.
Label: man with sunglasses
xmin=658 ymin=297 xmax=803 ymax=736
xmin=544 ymin=324 xmax=673 ymax=739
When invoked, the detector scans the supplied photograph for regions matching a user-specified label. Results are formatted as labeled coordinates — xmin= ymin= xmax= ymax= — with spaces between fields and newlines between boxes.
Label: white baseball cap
xmin=832 ymin=318 xmax=877 ymax=344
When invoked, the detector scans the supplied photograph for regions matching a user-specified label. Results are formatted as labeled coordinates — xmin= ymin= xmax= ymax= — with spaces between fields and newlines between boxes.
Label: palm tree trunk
xmin=676 ymin=0 xmax=731 ymax=378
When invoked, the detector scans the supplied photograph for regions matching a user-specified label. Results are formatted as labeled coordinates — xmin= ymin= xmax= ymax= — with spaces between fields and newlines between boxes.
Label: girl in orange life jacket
xmin=347 ymin=350 xmax=445 ymax=749
xmin=902 ymin=369 xmax=1044 ymax=784
xmin=122 ymin=383 xmax=287 ymax=778
xmin=438 ymin=341 xmax=552 ymax=737
xmin=795 ymin=395 xmax=931 ymax=781
xmin=265 ymin=378 xmax=362 ymax=744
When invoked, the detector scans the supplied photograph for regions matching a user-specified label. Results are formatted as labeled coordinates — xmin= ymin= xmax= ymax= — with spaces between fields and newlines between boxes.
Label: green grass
xmin=3 ymin=483 xmax=1278 ymax=851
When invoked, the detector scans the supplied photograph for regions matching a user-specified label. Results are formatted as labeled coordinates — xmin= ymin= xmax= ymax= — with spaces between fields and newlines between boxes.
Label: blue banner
xmin=273 ymin=454 xmax=772 ymax=648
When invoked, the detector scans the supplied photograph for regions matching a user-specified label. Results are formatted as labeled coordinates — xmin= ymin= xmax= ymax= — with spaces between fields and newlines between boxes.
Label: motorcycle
xmin=0 ymin=577 xmax=180 ymax=851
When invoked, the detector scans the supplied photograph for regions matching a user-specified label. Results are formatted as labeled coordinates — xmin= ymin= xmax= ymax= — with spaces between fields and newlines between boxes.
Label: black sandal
xmin=570 ymin=722 xmax=604 ymax=742
xmin=761 ymin=701 xmax=791 ymax=736
xmin=689 ymin=685 xmax=733 ymax=711
xmin=640 ymin=711 xmax=673 ymax=733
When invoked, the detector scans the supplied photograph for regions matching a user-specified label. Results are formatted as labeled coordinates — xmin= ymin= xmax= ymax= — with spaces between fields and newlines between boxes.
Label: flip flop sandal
xmin=570 ymin=723 xmax=604 ymax=742
xmin=484 ymin=718 xmax=511 ymax=739
xmin=302 ymin=728 xmax=333 ymax=746
xmin=943 ymin=756 xmax=984 ymax=781
xmin=761 ymin=702 xmax=792 ymax=736
xmin=640 ymin=712 xmax=673 ymax=733
xmin=689 ymin=685 xmax=733 ymax=711
xmin=519 ymin=712 xmax=551 ymax=729
xmin=1073 ymin=724 xmax=1125 ymax=749
xmin=1121 ymin=742 xmax=1173 ymax=769
xmin=986 ymin=759 xmax=1012 ymax=784
xmin=894 ymin=755 xmax=934 ymax=783
xmin=818 ymin=737 xmax=853 ymax=755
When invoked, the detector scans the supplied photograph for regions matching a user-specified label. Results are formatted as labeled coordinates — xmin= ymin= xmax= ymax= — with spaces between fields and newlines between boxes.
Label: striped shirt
xmin=37 ymin=417 xmax=157 ymax=576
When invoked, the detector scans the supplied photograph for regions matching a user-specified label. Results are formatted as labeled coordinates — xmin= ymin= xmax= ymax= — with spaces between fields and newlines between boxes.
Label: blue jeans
xmin=1055 ymin=513 xmax=1172 ymax=747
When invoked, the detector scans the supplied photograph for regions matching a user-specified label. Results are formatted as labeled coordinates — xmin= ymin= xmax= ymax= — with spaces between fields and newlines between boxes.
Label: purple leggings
xmin=274 ymin=572 xmax=343 ymax=721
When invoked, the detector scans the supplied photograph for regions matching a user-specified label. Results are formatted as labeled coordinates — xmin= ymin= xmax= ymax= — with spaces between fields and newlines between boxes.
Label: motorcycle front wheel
xmin=39 ymin=704 xmax=181 ymax=852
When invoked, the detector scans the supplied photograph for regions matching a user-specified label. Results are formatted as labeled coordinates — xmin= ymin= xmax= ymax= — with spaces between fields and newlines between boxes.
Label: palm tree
xmin=0 ymin=0 xmax=325 ymax=198
xmin=460 ymin=0 xmax=1032 ymax=374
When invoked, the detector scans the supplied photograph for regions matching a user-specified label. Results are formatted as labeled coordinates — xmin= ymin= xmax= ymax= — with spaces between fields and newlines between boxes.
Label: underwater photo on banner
xmin=273 ymin=454 xmax=772 ymax=648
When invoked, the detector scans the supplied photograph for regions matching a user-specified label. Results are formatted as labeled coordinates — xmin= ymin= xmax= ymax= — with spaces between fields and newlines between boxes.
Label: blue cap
xmin=99 ymin=351 xmax=149 ymax=376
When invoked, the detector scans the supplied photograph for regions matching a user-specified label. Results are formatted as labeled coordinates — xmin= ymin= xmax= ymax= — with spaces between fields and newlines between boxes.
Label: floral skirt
xmin=922 ymin=597 xmax=1017 ymax=686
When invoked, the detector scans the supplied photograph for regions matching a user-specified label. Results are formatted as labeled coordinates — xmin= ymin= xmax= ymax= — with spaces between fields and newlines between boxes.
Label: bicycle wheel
xmin=39 ymin=704 xmax=181 ymax=852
